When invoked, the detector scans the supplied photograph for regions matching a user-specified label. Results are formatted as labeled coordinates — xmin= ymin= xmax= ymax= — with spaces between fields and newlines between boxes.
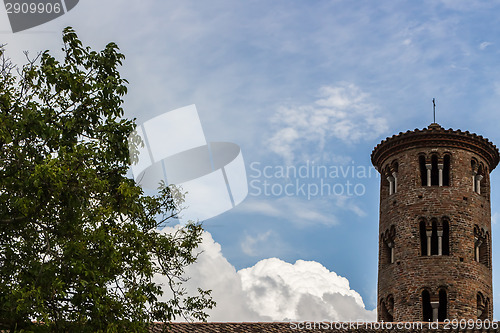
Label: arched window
xmin=419 ymin=155 xmax=427 ymax=186
xmin=431 ymin=155 xmax=439 ymax=186
xmin=479 ymin=232 xmax=489 ymax=267
xmin=383 ymin=166 xmax=395 ymax=196
xmin=438 ymin=289 xmax=447 ymax=322
xmin=443 ymin=155 xmax=451 ymax=186
xmin=379 ymin=300 xmax=388 ymax=321
xmin=386 ymin=296 xmax=394 ymax=322
xmin=422 ymin=288 xmax=447 ymax=322
xmin=382 ymin=235 xmax=392 ymax=265
xmin=474 ymin=226 xmax=489 ymax=267
xmin=381 ymin=170 xmax=390 ymax=197
xmin=483 ymin=298 xmax=490 ymax=320
xmin=420 ymin=219 xmax=428 ymax=256
xmin=471 ymin=159 xmax=483 ymax=194
xmin=379 ymin=297 xmax=394 ymax=322
xmin=422 ymin=290 xmax=432 ymax=322
xmin=420 ymin=217 xmax=449 ymax=256
xmin=477 ymin=292 xmax=489 ymax=320
xmin=381 ymin=226 xmax=396 ymax=264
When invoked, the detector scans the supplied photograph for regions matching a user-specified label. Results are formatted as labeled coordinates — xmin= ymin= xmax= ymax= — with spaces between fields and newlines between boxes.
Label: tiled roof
xmin=155 ymin=322 xmax=290 ymax=332
xmin=152 ymin=322 xmax=484 ymax=333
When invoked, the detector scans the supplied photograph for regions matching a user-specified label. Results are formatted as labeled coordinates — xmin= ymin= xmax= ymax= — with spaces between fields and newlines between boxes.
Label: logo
xmin=3 ymin=0 xmax=79 ymax=33
xmin=129 ymin=105 xmax=248 ymax=224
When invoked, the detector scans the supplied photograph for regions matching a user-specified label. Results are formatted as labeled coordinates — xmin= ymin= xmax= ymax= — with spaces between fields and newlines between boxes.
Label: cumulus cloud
xmin=156 ymin=226 xmax=266 ymax=322
xmin=239 ymin=258 xmax=376 ymax=321
xmin=156 ymin=226 xmax=375 ymax=322
xmin=267 ymin=83 xmax=388 ymax=164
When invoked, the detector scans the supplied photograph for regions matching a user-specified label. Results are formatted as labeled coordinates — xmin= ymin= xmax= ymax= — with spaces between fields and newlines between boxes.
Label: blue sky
xmin=3 ymin=0 xmax=500 ymax=321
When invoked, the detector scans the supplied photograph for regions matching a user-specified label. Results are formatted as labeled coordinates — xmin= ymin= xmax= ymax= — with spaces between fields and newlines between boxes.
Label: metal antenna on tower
xmin=433 ymin=98 xmax=436 ymax=123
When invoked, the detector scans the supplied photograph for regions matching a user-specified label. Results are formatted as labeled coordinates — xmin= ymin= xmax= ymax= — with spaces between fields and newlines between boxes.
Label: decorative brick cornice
xmin=371 ymin=123 xmax=499 ymax=171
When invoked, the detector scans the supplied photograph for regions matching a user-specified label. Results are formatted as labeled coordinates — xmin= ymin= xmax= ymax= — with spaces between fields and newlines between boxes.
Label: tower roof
xmin=371 ymin=123 xmax=500 ymax=171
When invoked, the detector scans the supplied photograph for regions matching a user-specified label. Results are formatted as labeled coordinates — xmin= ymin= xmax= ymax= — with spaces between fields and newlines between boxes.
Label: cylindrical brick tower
xmin=371 ymin=123 xmax=499 ymax=322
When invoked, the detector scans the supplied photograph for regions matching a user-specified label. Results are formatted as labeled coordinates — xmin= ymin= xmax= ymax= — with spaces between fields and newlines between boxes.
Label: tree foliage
xmin=0 ymin=27 xmax=214 ymax=332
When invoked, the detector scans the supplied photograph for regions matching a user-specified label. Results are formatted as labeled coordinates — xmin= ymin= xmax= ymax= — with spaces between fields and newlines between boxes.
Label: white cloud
xmin=238 ymin=258 xmax=376 ymax=321
xmin=479 ymin=42 xmax=493 ymax=50
xmin=156 ymin=226 xmax=375 ymax=322
xmin=267 ymin=83 xmax=388 ymax=165
xmin=402 ymin=38 xmax=412 ymax=46
xmin=492 ymin=212 xmax=499 ymax=225
xmin=237 ymin=197 xmax=338 ymax=227
xmin=156 ymin=226 xmax=266 ymax=322
xmin=241 ymin=230 xmax=273 ymax=256
xmin=237 ymin=196 xmax=367 ymax=227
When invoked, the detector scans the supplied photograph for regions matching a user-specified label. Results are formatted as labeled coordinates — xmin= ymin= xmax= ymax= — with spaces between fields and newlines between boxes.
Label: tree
xmin=0 ymin=27 xmax=215 ymax=332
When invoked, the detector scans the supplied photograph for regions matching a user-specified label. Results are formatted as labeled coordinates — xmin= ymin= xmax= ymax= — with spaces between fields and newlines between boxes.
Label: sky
xmin=3 ymin=0 xmax=500 ymax=322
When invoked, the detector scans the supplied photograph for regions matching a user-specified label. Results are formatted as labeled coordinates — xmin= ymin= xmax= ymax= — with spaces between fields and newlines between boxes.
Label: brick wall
xmin=372 ymin=125 xmax=498 ymax=322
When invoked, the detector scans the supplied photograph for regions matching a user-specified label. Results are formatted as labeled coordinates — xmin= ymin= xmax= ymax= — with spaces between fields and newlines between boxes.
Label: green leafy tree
xmin=0 ymin=27 xmax=215 ymax=332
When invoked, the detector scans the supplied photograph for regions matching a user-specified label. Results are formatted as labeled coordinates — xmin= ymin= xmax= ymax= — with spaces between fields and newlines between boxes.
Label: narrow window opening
xmin=420 ymin=220 xmax=427 ymax=256
xmin=382 ymin=226 xmax=395 ymax=264
xmin=391 ymin=161 xmax=398 ymax=194
xmin=383 ymin=166 xmax=393 ymax=196
xmin=479 ymin=233 xmax=489 ymax=267
xmin=381 ymin=173 xmax=390 ymax=197
xmin=419 ymin=155 xmax=427 ymax=186
xmin=443 ymin=155 xmax=450 ymax=186
xmin=474 ymin=226 xmax=490 ymax=267
xmin=476 ymin=165 xmax=484 ymax=195
xmin=386 ymin=296 xmax=394 ymax=322
xmin=422 ymin=290 xmax=432 ymax=322
xmin=438 ymin=290 xmax=447 ymax=322
xmin=387 ymin=176 xmax=394 ymax=195
xmin=431 ymin=220 xmax=438 ymax=255
xmin=379 ymin=298 xmax=393 ymax=322
xmin=482 ymin=298 xmax=490 ymax=320
xmin=477 ymin=293 xmax=488 ymax=320
xmin=380 ymin=300 xmax=388 ymax=321
xmin=472 ymin=159 xmax=478 ymax=192
xmin=431 ymin=155 xmax=439 ymax=186
xmin=382 ymin=238 xmax=391 ymax=265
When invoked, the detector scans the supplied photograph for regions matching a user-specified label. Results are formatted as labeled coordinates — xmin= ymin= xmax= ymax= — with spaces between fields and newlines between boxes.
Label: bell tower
xmin=371 ymin=123 xmax=499 ymax=322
